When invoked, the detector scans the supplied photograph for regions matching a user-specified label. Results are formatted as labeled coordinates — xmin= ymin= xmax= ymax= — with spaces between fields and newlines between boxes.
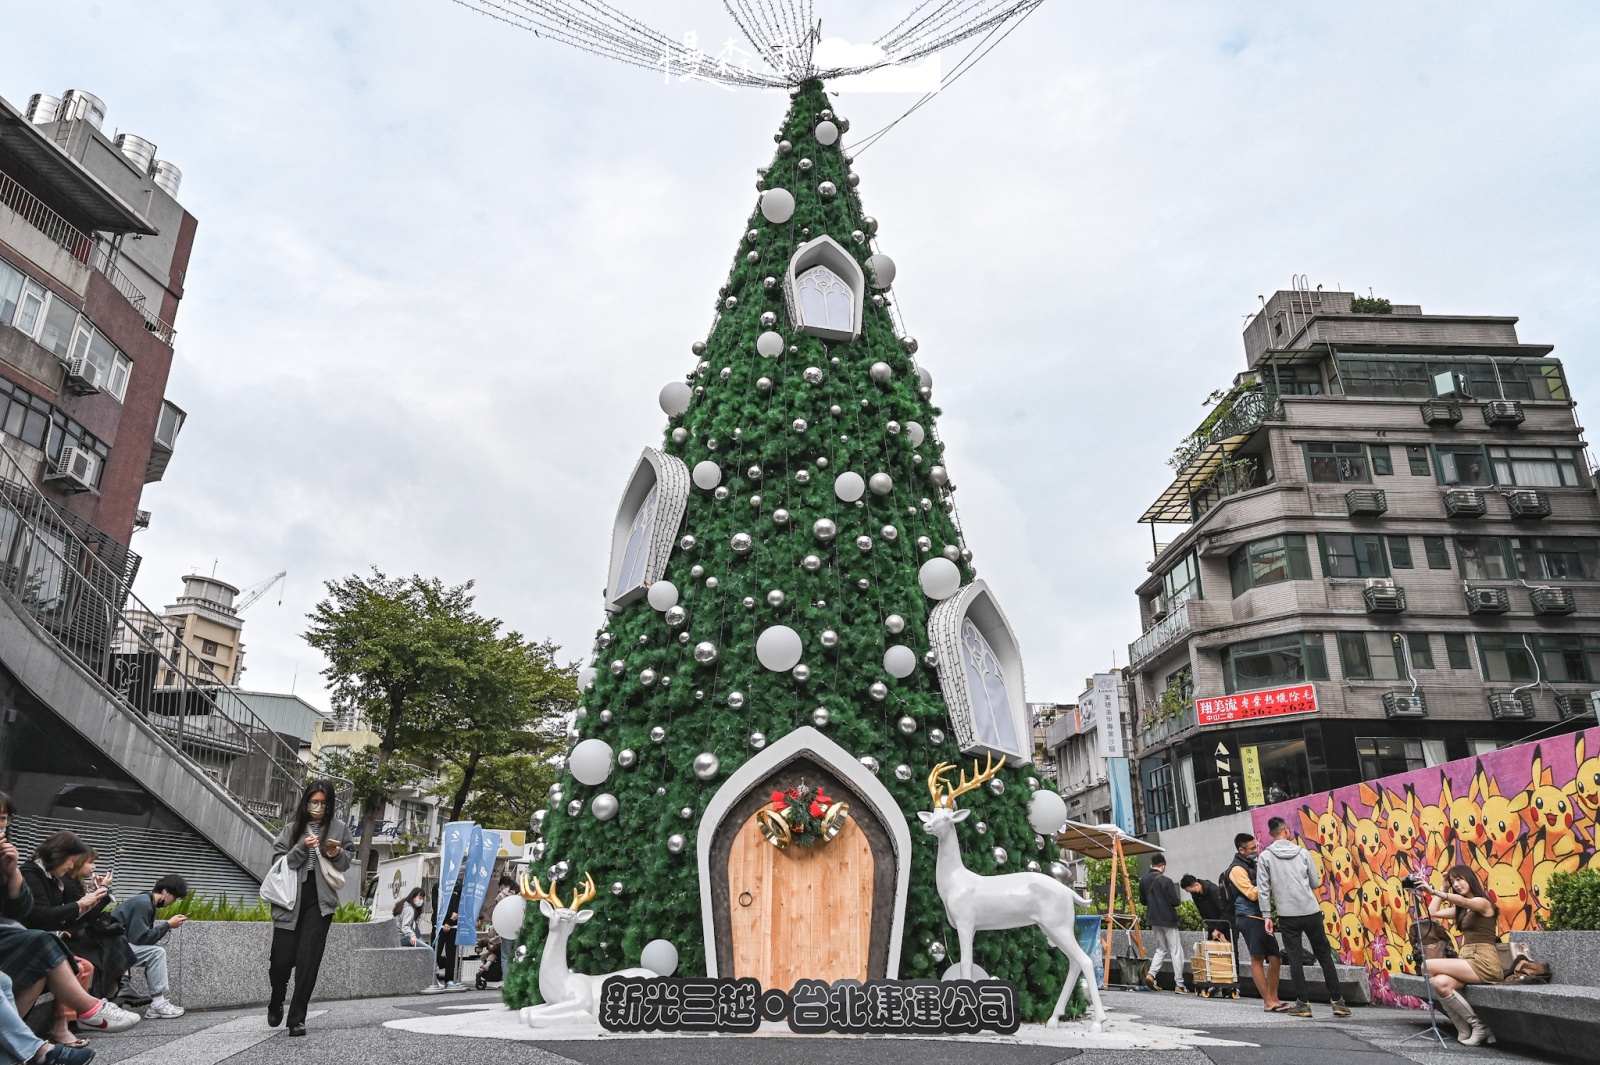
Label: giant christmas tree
xmin=506 ymin=80 xmax=1077 ymax=1022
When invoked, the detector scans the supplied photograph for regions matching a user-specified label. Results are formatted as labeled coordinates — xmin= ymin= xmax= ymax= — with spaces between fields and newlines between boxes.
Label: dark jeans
xmin=269 ymin=880 xmax=333 ymax=1026
xmin=1279 ymin=912 xmax=1341 ymax=1002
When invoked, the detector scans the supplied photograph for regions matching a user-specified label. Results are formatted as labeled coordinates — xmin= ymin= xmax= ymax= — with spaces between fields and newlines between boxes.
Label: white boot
xmin=1437 ymin=992 xmax=1493 ymax=1046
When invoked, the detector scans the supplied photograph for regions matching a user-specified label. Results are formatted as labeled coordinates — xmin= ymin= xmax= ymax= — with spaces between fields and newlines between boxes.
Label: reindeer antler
xmin=949 ymin=753 xmax=1007 ymax=806
xmin=570 ymin=872 xmax=597 ymax=911
xmin=928 ymin=762 xmax=957 ymax=808
xmin=928 ymin=755 xmax=1007 ymax=808
xmin=519 ymin=869 xmax=564 ymax=908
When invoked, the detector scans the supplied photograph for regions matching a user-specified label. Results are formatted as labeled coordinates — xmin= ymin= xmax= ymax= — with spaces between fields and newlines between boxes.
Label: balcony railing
xmin=1140 ymin=702 xmax=1198 ymax=746
xmin=1129 ymin=600 xmax=1191 ymax=667
xmin=0 ymin=167 xmax=175 ymax=345
xmin=0 ymin=442 xmax=302 ymax=827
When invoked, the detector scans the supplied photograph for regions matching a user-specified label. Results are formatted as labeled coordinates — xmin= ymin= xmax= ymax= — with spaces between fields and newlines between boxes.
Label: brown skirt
xmin=1459 ymin=942 xmax=1504 ymax=984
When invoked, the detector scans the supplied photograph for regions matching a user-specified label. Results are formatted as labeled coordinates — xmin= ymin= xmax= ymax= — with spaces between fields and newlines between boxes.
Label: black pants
xmin=1279 ymin=912 xmax=1341 ymax=1002
xmin=269 ymin=880 xmax=333 ymax=1026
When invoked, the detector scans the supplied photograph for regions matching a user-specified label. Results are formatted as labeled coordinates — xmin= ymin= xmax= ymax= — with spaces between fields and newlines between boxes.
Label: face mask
xmin=308 ymin=801 xmax=327 ymax=819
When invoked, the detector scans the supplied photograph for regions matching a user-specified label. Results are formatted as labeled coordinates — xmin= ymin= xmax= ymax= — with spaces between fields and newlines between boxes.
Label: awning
xmin=0 ymin=96 xmax=156 ymax=235
xmin=1055 ymin=820 xmax=1164 ymax=860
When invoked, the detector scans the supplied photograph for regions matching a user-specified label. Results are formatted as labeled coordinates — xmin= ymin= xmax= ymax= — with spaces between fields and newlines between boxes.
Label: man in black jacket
xmin=1181 ymin=874 xmax=1232 ymax=941
xmin=1138 ymin=855 xmax=1188 ymax=993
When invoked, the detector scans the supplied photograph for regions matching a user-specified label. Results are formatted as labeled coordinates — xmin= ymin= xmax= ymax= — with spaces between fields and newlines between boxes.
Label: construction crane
xmin=236 ymin=571 xmax=287 ymax=614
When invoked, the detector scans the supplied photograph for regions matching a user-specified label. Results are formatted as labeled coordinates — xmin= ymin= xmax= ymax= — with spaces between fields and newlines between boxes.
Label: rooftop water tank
xmin=58 ymin=89 xmax=106 ymax=130
xmin=150 ymin=160 xmax=182 ymax=198
xmin=114 ymin=133 xmax=157 ymax=174
xmin=25 ymin=94 xmax=60 ymax=124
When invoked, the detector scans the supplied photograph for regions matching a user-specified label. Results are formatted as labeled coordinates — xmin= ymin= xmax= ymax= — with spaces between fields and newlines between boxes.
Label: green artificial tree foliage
xmin=505 ymin=80 xmax=1077 ymax=1023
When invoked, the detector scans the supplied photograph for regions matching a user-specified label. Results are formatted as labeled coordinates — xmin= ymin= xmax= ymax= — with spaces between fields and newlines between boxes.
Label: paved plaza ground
xmin=64 ymin=986 xmax=1567 ymax=1065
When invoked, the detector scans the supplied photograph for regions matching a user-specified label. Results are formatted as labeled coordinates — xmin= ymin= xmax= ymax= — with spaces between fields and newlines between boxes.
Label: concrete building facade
xmin=1129 ymin=287 xmax=1598 ymax=836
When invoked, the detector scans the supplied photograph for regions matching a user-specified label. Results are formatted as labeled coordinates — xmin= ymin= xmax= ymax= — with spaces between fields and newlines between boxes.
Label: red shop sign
xmin=1195 ymin=683 xmax=1318 ymax=727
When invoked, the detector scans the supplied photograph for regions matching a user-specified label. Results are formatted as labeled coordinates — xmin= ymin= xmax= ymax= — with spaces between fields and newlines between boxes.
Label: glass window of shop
xmin=1184 ymin=724 xmax=1318 ymax=821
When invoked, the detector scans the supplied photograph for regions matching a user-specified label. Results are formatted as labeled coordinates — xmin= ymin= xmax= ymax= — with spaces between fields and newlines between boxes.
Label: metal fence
xmin=0 ymin=170 xmax=94 ymax=262
xmin=0 ymin=443 xmax=303 ymax=826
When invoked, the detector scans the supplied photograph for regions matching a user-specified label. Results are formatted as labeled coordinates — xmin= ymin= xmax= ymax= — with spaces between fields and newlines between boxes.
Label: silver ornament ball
xmin=731 ymin=533 xmax=753 ymax=553
xmin=894 ymin=763 xmax=912 ymax=781
xmin=650 ymin=726 xmax=666 ymax=743
xmin=856 ymin=535 xmax=874 ymax=552
xmin=617 ymin=748 xmax=637 ymax=769
xmin=885 ymin=614 xmax=906 ymax=634
xmin=811 ymin=706 xmax=831 ymax=727
xmin=802 ymin=554 xmax=822 ymax=572
xmin=667 ymin=834 xmax=686 ymax=855
xmin=897 ymin=714 xmax=917 ymax=735
xmin=819 ymin=629 xmax=839 ymax=648
xmin=639 ymin=669 xmax=657 ymax=686
xmin=859 ymin=756 xmax=880 ymax=773
xmin=665 ymin=606 xmax=687 ymax=627
xmin=929 ymin=728 xmax=945 ymax=744
xmin=727 ymin=691 xmax=746 ymax=709
xmin=812 ymin=518 xmax=838 ymax=542
xmin=992 ymin=847 xmax=1009 ymax=866
xmin=694 ymin=641 xmax=718 ymax=663
xmin=749 ymin=731 xmax=767 ymax=750
xmin=869 ymin=361 xmax=892 ymax=383
xmin=791 ymin=663 xmax=811 ymax=682
xmin=693 ymin=752 xmax=720 ymax=780
xmin=988 ymin=777 xmax=1006 ymax=796
xmin=869 ymin=681 xmax=888 ymax=700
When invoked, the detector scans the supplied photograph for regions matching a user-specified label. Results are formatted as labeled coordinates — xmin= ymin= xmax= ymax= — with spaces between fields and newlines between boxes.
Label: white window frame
xmin=783 ymin=235 xmax=865 ymax=342
xmin=927 ymin=579 xmax=1031 ymax=762
xmin=604 ymin=447 xmax=689 ymax=612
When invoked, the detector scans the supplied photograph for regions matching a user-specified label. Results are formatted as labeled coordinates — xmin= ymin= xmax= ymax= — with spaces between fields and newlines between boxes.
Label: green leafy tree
xmin=507 ymin=80 xmax=1075 ymax=1022
xmin=304 ymin=570 xmax=496 ymax=878
xmin=437 ymin=754 xmax=558 ymax=831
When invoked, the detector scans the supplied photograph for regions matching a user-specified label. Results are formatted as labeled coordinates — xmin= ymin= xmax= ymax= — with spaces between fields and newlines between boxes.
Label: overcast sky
xmin=6 ymin=1 xmax=1600 ymax=712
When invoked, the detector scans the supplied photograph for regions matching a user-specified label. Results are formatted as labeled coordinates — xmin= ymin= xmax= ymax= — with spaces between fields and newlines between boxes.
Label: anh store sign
xmin=1195 ymin=683 xmax=1318 ymax=727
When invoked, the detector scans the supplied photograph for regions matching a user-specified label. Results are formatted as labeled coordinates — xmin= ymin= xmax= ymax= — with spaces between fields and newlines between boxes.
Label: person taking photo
xmin=1419 ymin=867 xmax=1501 ymax=1046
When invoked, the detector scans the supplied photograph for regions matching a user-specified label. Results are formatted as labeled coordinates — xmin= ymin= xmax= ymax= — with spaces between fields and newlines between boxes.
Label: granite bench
xmin=1112 ymin=929 xmax=1371 ymax=1005
xmin=1390 ymin=930 xmax=1600 ymax=1060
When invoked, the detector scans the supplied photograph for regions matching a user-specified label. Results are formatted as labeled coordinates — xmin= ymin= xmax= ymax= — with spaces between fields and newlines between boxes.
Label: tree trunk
xmin=448 ymin=750 xmax=483 ymax=822
xmin=357 ymin=790 xmax=382 ymax=892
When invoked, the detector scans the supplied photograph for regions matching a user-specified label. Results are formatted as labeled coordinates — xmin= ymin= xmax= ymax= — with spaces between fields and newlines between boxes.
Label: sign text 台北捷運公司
xmin=598 ymin=976 xmax=1020 ymax=1035
xmin=1195 ymin=684 xmax=1318 ymax=727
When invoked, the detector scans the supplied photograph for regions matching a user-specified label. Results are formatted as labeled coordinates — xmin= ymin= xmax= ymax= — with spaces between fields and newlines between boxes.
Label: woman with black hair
xmin=1420 ymin=865 xmax=1501 ymax=1047
xmin=266 ymin=780 xmax=353 ymax=1037
xmin=393 ymin=888 xmax=426 ymax=948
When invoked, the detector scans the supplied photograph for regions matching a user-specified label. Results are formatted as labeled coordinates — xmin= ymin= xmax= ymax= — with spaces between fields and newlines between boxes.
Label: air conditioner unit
xmin=1465 ymin=586 xmax=1511 ymax=614
xmin=1433 ymin=370 xmax=1470 ymax=399
xmin=1444 ymin=489 xmax=1489 ymax=518
xmin=1530 ymin=586 xmax=1577 ymax=616
xmin=1150 ymin=596 xmax=1168 ymax=622
xmin=1363 ymin=579 xmax=1406 ymax=613
xmin=1554 ymin=692 xmax=1599 ymax=721
xmin=1482 ymin=400 xmax=1526 ymax=428
xmin=44 ymin=446 xmax=96 ymax=493
xmin=1382 ymin=691 xmax=1428 ymax=719
xmin=1506 ymin=489 xmax=1551 ymax=520
xmin=1488 ymin=692 xmax=1534 ymax=720
xmin=64 ymin=357 xmax=102 ymax=396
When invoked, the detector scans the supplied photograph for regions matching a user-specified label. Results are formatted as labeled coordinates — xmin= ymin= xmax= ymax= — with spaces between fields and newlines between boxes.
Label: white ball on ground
xmin=641 ymin=939 xmax=679 ymax=977
xmin=659 ymin=381 xmax=692 ymax=416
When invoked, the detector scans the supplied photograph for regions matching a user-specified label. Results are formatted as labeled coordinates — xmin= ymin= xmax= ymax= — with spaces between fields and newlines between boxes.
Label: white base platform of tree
xmin=384 ymin=1003 xmax=1255 ymax=1049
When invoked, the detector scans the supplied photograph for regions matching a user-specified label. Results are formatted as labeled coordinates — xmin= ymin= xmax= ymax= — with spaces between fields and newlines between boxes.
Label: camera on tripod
xmin=1401 ymin=873 xmax=1430 ymax=893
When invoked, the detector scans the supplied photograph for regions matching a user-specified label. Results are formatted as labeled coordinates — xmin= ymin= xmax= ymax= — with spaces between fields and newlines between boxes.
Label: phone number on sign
xmin=1195 ymin=684 xmax=1317 ymax=725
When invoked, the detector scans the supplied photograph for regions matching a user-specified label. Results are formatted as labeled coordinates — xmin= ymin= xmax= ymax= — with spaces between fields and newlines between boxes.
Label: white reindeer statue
xmin=517 ymin=871 xmax=655 ymax=1026
xmin=918 ymin=756 xmax=1108 ymax=1032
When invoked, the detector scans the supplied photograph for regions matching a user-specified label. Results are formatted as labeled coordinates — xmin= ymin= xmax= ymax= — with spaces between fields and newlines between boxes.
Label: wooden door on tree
xmin=725 ymin=800 xmax=874 ymax=990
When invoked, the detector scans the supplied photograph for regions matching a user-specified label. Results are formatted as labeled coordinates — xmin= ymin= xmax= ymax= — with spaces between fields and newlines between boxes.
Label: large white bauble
xmin=865 ymin=253 xmax=896 ymax=289
xmin=941 ymin=962 xmax=990 ymax=982
xmin=906 ymin=421 xmax=926 ymax=448
xmin=814 ymin=120 xmax=839 ymax=146
xmin=883 ymin=645 xmax=917 ymax=679
xmin=1028 ymin=789 xmax=1069 ymax=837
xmin=833 ymin=471 xmax=865 ymax=503
xmin=756 ymin=625 xmax=804 ymax=672
xmin=490 ymin=894 xmax=526 ymax=940
xmin=641 ymin=939 xmax=679 ymax=977
xmin=568 ymin=738 xmax=614 ymax=786
xmin=659 ymin=381 xmax=692 ymax=417
xmin=918 ymin=557 xmax=962 ymax=600
xmin=692 ymin=460 xmax=722 ymax=490
xmin=756 ymin=331 xmax=784 ymax=357
xmin=761 ymin=188 xmax=795 ymax=223
xmin=917 ymin=365 xmax=933 ymax=392
xmin=646 ymin=581 xmax=679 ymax=612
xmin=577 ymin=665 xmax=597 ymax=690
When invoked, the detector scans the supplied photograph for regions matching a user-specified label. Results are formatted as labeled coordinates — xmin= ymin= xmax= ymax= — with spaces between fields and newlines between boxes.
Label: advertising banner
xmin=1092 ymin=673 xmax=1125 ymax=758
xmin=1195 ymin=683 xmax=1317 ymax=727
xmin=1253 ymin=727 xmax=1599 ymax=1006
xmin=434 ymin=820 xmax=473 ymax=947
xmin=455 ymin=828 xmax=502 ymax=946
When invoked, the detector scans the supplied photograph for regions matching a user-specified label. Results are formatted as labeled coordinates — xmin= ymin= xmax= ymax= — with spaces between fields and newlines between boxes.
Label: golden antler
xmin=928 ymin=762 xmax=958 ymax=809
xmin=570 ymin=873 xmax=598 ymax=911
xmin=520 ymin=869 xmax=564 ymax=908
xmin=945 ymin=753 xmax=1007 ymax=807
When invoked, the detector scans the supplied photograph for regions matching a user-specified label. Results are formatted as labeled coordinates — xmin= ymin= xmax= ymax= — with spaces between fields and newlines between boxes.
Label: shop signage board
xmin=1091 ymin=673 xmax=1125 ymax=758
xmin=1195 ymin=683 xmax=1317 ymax=727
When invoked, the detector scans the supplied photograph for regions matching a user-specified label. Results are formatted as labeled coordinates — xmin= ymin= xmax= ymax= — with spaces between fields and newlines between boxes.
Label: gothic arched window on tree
xmin=794 ymin=265 xmax=854 ymax=335
xmin=615 ymin=484 xmax=658 ymax=600
xmin=961 ymin=618 xmax=1020 ymax=754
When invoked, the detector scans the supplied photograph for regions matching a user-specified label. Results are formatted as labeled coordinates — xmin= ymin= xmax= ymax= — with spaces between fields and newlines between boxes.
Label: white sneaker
xmin=145 ymin=999 xmax=185 ymax=1018
xmin=79 ymin=1000 xmax=142 ymax=1032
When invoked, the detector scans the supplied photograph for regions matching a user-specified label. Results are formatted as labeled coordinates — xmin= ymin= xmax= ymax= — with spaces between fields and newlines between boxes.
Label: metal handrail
xmin=0 ymin=168 xmax=175 ymax=345
xmin=0 ymin=443 xmax=302 ymax=825
xmin=0 ymin=170 xmax=94 ymax=262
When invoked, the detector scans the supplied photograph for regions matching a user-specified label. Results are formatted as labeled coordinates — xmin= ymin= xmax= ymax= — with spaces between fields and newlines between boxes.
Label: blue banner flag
xmin=435 ymin=821 xmax=474 ymax=948
xmin=455 ymin=828 xmax=501 ymax=946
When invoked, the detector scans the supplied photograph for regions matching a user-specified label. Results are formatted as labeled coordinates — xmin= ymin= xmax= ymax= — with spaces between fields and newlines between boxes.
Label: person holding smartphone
xmin=266 ymin=780 xmax=353 ymax=1037
xmin=22 ymin=834 xmax=115 ymax=1047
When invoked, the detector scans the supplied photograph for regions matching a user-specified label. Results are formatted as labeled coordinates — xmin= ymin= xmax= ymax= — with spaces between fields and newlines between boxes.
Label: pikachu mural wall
xmin=1252 ymin=727 xmax=1600 ymax=1005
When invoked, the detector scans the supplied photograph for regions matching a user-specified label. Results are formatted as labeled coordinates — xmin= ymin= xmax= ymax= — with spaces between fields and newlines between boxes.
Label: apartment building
xmin=1128 ymin=287 xmax=1597 ymax=836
